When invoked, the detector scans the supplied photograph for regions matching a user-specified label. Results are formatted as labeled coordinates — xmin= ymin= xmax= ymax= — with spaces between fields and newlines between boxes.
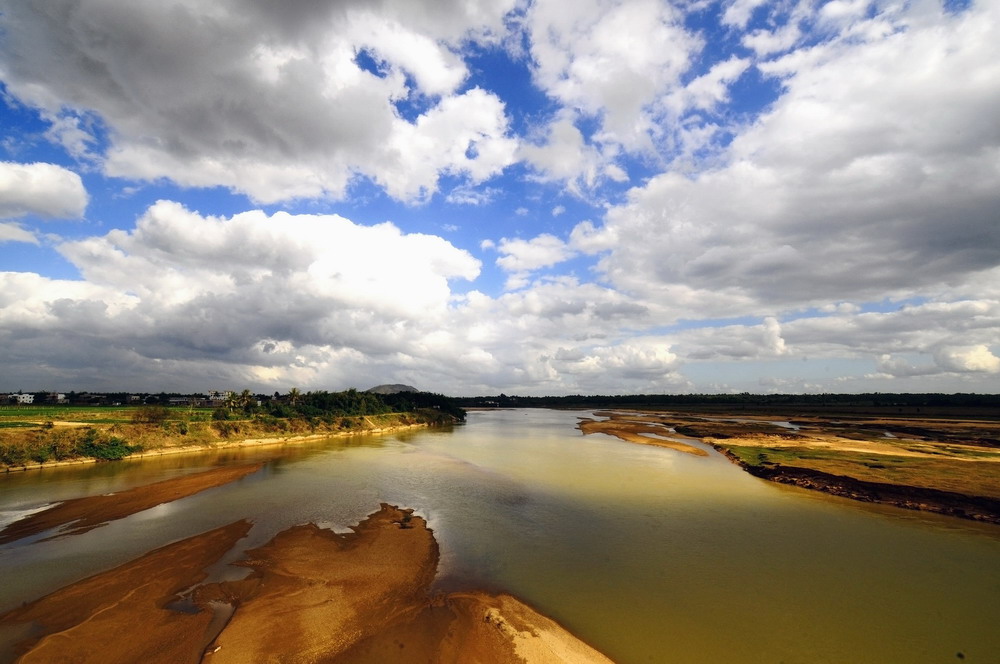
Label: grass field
xmin=0 ymin=405 xmax=214 ymax=425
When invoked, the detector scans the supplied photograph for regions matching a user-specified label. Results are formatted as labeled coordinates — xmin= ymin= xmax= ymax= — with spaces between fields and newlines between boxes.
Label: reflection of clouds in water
xmin=0 ymin=503 xmax=53 ymax=531
xmin=128 ymin=501 xmax=179 ymax=522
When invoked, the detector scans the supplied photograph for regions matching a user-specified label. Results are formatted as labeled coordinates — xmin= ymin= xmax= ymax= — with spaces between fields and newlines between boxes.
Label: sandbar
xmin=0 ymin=463 xmax=263 ymax=544
xmin=578 ymin=416 xmax=709 ymax=456
xmin=1 ymin=504 xmax=615 ymax=663
xmin=0 ymin=520 xmax=253 ymax=663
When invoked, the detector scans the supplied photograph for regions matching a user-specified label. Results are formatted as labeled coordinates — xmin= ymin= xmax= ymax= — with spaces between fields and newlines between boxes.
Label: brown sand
xmin=0 ymin=463 xmax=263 ymax=544
xmin=332 ymin=592 xmax=616 ymax=664
xmin=0 ymin=520 xmax=253 ymax=664
xmin=200 ymin=504 xmax=440 ymax=663
xmin=1 ymin=503 xmax=614 ymax=663
xmin=578 ymin=417 xmax=709 ymax=456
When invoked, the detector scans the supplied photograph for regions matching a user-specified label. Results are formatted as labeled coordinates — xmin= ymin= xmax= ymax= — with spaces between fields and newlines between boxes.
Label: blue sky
xmin=1 ymin=0 xmax=998 ymax=396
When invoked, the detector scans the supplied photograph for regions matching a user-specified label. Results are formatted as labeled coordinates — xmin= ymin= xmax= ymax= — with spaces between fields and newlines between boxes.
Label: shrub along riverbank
xmin=0 ymin=390 xmax=465 ymax=469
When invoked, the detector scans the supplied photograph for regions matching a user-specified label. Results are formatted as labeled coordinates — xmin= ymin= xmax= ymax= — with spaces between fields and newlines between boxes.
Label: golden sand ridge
xmin=1 ymin=504 xmax=615 ymax=663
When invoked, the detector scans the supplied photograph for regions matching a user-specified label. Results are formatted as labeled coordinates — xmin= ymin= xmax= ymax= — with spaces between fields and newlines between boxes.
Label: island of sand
xmin=0 ymin=503 xmax=615 ymax=664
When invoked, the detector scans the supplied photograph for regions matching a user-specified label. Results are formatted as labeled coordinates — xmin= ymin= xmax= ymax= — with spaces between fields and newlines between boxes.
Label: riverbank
xmin=0 ymin=503 xmax=614 ymax=663
xmin=714 ymin=447 xmax=1000 ymax=525
xmin=1 ymin=411 xmax=454 ymax=472
xmin=582 ymin=410 xmax=1000 ymax=525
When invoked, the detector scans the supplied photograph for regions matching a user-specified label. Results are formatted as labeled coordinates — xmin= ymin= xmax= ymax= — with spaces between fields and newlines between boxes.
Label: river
xmin=2 ymin=409 xmax=999 ymax=663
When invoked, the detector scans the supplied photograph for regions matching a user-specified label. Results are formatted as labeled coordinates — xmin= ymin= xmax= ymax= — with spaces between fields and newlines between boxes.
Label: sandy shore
xmin=0 ymin=463 xmax=263 ymax=545
xmin=1 ymin=504 xmax=615 ymax=663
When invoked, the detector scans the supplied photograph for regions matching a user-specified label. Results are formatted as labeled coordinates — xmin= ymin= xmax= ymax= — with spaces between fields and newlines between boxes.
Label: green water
xmin=1 ymin=409 xmax=999 ymax=663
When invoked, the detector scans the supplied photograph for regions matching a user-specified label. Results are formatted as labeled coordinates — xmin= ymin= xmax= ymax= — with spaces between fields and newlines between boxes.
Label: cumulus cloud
xmin=496 ymin=234 xmax=573 ymax=272
xmin=589 ymin=0 xmax=1000 ymax=319
xmin=0 ymin=202 xmax=484 ymax=388
xmin=0 ymin=1 xmax=517 ymax=204
xmin=674 ymin=316 xmax=788 ymax=361
xmin=526 ymin=0 xmax=699 ymax=151
xmin=0 ymin=200 xmax=662 ymax=394
xmin=519 ymin=110 xmax=606 ymax=191
xmin=2 ymin=0 xmax=998 ymax=396
xmin=0 ymin=161 xmax=88 ymax=219
xmin=934 ymin=345 xmax=1000 ymax=374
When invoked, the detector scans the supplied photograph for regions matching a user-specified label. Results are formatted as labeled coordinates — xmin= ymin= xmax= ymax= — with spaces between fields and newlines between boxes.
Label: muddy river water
xmin=2 ymin=409 xmax=999 ymax=663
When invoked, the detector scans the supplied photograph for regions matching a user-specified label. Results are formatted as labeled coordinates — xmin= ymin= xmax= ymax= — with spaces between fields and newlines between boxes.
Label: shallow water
xmin=1 ymin=409 xmax=999 ymax=663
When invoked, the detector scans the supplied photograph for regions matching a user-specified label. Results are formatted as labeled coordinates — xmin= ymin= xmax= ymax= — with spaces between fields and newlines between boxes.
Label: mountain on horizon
xmin=366 ymin=384 xmax=418 ymax=395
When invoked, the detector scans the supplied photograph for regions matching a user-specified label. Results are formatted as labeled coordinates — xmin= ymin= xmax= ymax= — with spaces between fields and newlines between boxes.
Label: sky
xmin=0 ymin=0 xmax=998 ymax=397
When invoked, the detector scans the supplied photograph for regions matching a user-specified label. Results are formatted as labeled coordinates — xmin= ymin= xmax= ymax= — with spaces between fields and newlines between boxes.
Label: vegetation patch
xmin=1 ymin=389 xmax=465 ymax=469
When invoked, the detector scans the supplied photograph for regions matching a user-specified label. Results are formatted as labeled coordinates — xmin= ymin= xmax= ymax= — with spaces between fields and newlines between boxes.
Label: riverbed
xmin=2 ymin=409 xmax=999 ymax=663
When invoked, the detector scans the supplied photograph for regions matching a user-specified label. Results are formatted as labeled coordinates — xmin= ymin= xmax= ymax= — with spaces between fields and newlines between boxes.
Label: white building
xmin=11 ymin=394 xmax=34 ymax=404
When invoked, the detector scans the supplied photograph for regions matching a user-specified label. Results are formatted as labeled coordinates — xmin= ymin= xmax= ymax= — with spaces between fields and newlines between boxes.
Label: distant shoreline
xmin=582 ymin=409 xmax=1000 ymax=526
xmin=714 ymin=446 xmax=1000 ymax=525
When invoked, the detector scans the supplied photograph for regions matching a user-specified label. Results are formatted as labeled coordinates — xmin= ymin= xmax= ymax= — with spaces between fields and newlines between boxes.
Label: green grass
xmin=0 ymin=405 xmax=213 ymax=425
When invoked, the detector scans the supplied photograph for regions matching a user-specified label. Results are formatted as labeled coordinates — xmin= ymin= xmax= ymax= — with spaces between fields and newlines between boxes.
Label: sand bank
xmin=578 ymin=416 xmax=709 ymax=456
xmin=0 ymin=463 xmax=262 ymax=544
xmin=0 ymin=520 xmax=253 ymax=663
xmin=1 ymin=504 xmax=615 ymax=663
xmin=583 ymin=409 xmax=1000 ymax=524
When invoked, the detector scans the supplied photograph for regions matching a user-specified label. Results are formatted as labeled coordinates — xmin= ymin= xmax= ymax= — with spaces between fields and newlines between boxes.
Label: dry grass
xmin=586 ymin=409 xmax=1000 ymax=502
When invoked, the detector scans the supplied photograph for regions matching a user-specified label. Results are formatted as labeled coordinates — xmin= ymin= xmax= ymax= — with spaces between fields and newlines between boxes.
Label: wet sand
xmin=0 ymin=520 xmax=253 ymax=663
xmin=0 ymin=463 xmax=263 ymax=544
xmin=1 ymin=504 xmax=614 ymax=663
xmin=578 ymin=416 xmax=709 ymax=456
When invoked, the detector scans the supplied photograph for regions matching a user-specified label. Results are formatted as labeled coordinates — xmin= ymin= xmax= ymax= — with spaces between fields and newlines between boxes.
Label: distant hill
xmin=366 ymin=384 xmax=418 ymax=395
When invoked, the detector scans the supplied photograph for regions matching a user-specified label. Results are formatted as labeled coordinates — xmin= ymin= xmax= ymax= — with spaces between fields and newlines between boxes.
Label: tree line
xmin=454 ymin=392 xmax=999 ymax=412
xmin=216 ymin=388 xmax=467 ymax=422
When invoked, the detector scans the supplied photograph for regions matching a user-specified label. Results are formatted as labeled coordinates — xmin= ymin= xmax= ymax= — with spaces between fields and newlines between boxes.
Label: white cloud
xmin=0 ymin=201 xmax=504 ymax=391
xmin=526 ymin=0 xmax=700 ymax=151
xmin=670 ymin=57 xmax=751 ymax=113
xmin=496 ymin=234 xmax=573 ymax=273
xmin=520 ymin=110 xmax=604 ymax=191
xmin=1 ymin=209 xmax=664 ymax=393
xmin=550 ymin=339 xmax=687 ymax=392
xmin=0 ymin=222 xmax=39 ymax=244
xmin=495 ymin=233 xmax=577 ymax=291
xmin=588 ymin=0 xmax=1000 ymax=319
xmin=934 ymin=345 xmax=1000 ymax=374
xmin=875 ymin=354 xmax=938 ymax=378
xmin=0 ymin=1 xmax=517 ymax=204
xmin=722 ymin=0 xmax=769 ymax=28
xmin=0 ymin=162 xmax=88 ymax=219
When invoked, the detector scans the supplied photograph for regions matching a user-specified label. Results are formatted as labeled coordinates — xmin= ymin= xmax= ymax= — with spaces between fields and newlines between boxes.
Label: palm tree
xmin=288 ymin=387 xmax=301 ymax=407
xmin=239 ymin=389 xmax=253 ymax=411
